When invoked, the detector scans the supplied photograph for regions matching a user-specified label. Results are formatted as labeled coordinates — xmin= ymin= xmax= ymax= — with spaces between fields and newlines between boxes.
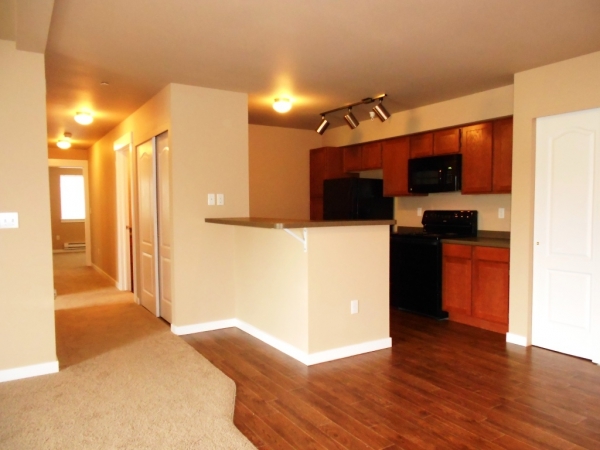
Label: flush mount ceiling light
xmin=57 ymin=132 xmax=72 ymax=149
xmin=74 ymin=111 xmax=94 ymax=125
xmin=344 ymin=108 xmax=360 ymax=129
xmin=273 ymin=98 xmax=292 ymax=113
xmin=316 ymin=116 xmax=330 ymax=135
xmin=315 ymin=94 xmax=388 ymax=134
xmin=372 ymin=99 xmax=391 ymax=122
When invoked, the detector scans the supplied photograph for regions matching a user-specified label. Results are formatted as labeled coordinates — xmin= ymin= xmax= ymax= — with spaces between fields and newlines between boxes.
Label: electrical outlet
xmin=208 ymin=193 xmax=215 ymax=206
xmin=217 ymin=194 xmax=224 ymax=206
xmin=350 ymin=300 xmax=359 ymax=314
xmin=0 ymin=212 xmax=18 ymax=229
xmin=417 ymin=207 xmax=423 ymax=217
xmin=498 ymin=208 xmax=505 ymax=219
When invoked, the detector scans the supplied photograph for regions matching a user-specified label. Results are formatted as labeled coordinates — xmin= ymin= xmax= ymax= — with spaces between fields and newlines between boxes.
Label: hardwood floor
xmin=182 ymin=310 xmax=600 ymax=449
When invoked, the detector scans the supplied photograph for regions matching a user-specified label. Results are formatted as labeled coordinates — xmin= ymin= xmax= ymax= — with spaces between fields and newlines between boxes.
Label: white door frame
xmin=48 ymin=159 xmax=91 ymax=266
xmin=114 ymin=132 xmax=136 ymax=293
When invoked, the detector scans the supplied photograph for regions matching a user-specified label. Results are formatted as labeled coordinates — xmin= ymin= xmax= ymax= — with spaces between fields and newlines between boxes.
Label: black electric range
xmin=390 ymin=210 xmax=478 ymax=319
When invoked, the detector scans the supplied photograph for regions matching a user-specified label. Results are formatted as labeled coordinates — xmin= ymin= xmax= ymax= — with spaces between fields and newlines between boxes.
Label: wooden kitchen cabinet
xmin=343 ymin=142 xmax=382 ymax=172
xmin=310 ymin=147 xmax=347 ymax=219
xmin=442 ymin=244 xmax=473 ymax=316
xmin=461 ymin=122 xmax=493 ymax=194
xmin=442 ymin=243 xmax=509 ymax=333
xmin=433 ymin=127 xmax=461 ymax=155
xmin=409 ymin=133 xmax=433 ymax=158
xmin=492 ymin=117 xmax=513 ymax=193
xmin=472 ymin=246 xmax=510 ymax=326
xmin=382 ymin=136 xmax=411 ymax=196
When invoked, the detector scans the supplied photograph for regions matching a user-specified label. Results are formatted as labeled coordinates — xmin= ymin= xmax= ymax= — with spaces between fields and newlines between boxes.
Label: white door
xmin=532 ymin=108 xmax=600 ymax=364
xmin=156 ymin=132 xmax=172 ymax=323
xmin=136 ymin=139 xmax=159 ymax=315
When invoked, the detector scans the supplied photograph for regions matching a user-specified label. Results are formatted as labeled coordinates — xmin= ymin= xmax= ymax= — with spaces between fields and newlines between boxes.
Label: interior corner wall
xmin=322 ymin=85 xmax=515 ymax=231
xmin=169 ymin=84 xmax=249 ymax=327
xmin=0 ymin=40 xmax=56 ymax=371
xmin=248 ymin=124 xmax=321 ymax=220
xmin=87 ymin=85 xmax=171 ymax=282
xmin=510 ymin=50 xmax=600 ymax=341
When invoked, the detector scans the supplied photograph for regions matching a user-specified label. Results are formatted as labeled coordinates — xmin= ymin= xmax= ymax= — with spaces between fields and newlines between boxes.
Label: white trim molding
xmin=506 ymin=333 xmax=529 ymax=347
xmin=173 ymin=318 xmax=392 ymax=366
xmin=171 ymin=319 xmax=237 ymax=336
xmin=0 ymin=360 xmax=59 ymax=383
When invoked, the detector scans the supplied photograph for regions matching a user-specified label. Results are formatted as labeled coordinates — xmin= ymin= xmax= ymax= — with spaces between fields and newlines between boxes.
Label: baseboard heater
xmin=63 ymin=242 xmax=85 ymax=250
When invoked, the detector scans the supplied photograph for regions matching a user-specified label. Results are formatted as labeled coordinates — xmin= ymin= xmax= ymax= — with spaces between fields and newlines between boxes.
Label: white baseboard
xmin=0 ymin=360 xmax=59 ymax=383
xmin=506 ymin=333 xmax=529 ymax=347
xmin=175 ymin=318 xmax=392 ymax=366
xmin=171 ymin=318 xmax=237 ymax=336
xmin=92 ymin=263 xmax=118 ymax=288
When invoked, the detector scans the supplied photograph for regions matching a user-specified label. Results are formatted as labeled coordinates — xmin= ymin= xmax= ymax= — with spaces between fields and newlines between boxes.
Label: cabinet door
xmin=343 ymin=145 xmax=362 ymax=172
xmin=442 ymin=244 xmax=472 ymax=315
xmin=382 ymin=137 xmax=410 ymax=196
xmin=461 ymin=122 xmax=493 ymax=194
xmin=434 ymin=128 xmax=461 ymax=155
xmin=472 ymin=246 xmax=509 ymax=326
xmin=409 ymin=133 xmax=433 ymax=158
xmin=310 ymin=148 xmax=325 ymax=197
xmin=492 ymin=118 xmax=513 ymax=193
xmin=324 ymin=147 xmax=346 ymax=179
xmin=361 ymin=142 xmax=382 ymax=170
xmin=310 ymin=197 xmax=323 ymax=220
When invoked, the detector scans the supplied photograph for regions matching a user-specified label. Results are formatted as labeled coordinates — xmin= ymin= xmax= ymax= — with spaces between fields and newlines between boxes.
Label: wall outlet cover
xmin=0 ymin=212 xmax=18 ymax=229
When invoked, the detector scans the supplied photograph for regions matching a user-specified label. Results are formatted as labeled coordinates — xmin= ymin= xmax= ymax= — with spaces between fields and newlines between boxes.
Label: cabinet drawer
xmin=473 ymin=246 xmax=509 ymax=263
xmin=443 ymin=244 xmax=472 ymax=259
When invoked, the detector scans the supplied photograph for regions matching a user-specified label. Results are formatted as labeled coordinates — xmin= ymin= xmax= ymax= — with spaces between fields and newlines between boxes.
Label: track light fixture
xmin=344 ymin=108 xmax=359 ymax=129
xmin=316 ymin=116 xmax=329 ymax=135
xmin=372 ymin=99 xmax=390 ymax=122
xmin=315 ymin=94 xmax=388 ymax=134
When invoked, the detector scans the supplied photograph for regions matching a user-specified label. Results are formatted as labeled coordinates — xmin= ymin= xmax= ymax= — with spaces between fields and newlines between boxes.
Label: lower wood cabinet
xmin=442 ymin=243 xmax=509 ymax=333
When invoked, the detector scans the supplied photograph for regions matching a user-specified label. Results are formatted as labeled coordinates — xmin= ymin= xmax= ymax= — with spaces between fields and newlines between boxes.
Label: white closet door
xmin=156 ymin=131 xmax=172 ymax=323
xmin=532 ymin=108 xmax=600 ymax=364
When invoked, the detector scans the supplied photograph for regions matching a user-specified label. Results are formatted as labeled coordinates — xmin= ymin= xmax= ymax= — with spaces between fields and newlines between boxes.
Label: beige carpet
xmin=53 ymin=251 xmax=114 ymax=296
xmin=0 ymin=302 xmax=255 ymax=449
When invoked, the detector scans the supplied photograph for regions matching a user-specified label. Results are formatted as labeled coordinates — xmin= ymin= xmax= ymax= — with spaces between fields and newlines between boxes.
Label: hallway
xmin=53 ymin=251 xmax=134 ymax=309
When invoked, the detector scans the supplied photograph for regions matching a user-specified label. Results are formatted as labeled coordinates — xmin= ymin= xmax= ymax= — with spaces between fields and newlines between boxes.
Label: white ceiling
xmin=31 ymin=1 xmax=600 ymax=148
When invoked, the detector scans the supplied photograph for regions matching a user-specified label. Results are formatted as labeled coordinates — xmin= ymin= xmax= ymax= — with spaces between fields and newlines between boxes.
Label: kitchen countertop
xmin=394 ymin=227 xmax=510 ymax=249
xmin=206 ymin=217 xmax=396 ymax=229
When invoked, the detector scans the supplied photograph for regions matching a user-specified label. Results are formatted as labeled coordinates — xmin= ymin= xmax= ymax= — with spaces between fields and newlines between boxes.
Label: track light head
xmin=344 ymin=108 xmax=360 ymax=129
xmin=316 ymin=116 xmax=330 ymax=135
xmin=373 ymin=99 xmax=390 ymax=122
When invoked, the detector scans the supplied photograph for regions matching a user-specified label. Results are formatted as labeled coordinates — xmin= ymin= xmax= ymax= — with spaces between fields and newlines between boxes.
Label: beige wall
xmin=169 ymin=84 xmax=249 ymax=327
xmin=48 ymin=167 xmax=85 ymax=250
xmin=233 ymin=225 xmax=390 ymax=356
xmin=88 ymin=86 xmax=171 ymax=281
xmin=510 ymin=50 xmax=600 ymax=340
xmin=323 ymin=86 xmax=515 ymax=231
xmin=48 ymin=147 xmax=88 ymax=160
xmin=0 ymin=40 xmax=56 ymax=371
xmin=248 ymin=124 xmax=320 ymax=219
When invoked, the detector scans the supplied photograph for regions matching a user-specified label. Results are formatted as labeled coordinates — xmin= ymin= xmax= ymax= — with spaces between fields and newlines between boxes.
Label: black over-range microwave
xmin=408 ymin=154 xmax=462 ymax=194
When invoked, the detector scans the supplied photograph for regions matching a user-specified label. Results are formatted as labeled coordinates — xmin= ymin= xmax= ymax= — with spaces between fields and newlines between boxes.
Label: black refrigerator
xmin=323 ymin=178 xmax=394 ymax=220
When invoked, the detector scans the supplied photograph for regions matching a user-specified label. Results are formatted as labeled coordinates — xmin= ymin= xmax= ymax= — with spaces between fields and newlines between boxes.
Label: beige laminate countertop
xmin=205 ymin=217 xmax=396 ymax=229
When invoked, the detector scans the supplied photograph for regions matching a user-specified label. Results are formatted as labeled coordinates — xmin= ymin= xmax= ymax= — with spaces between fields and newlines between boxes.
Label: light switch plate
xmin=498 ymin=208 xmax=505 ymax=219
xmin=208 ymin=194 xmax=215 ymax=206
xmin=0 ymin=212 xmax=19 ymax=229
xmin=417 ymin=207 xmax=423 ymax=217
xmin=350 ymin=300 xmax=359 ymax=314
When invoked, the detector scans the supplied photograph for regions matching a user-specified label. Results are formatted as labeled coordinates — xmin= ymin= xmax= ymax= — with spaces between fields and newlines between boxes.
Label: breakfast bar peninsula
xmin=205 ymin=217 xmax=394 ymax=365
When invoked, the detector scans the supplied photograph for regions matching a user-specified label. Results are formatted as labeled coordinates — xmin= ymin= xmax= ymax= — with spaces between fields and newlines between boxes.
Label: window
xmin=60 ymin=174 xmax=86 ymax=221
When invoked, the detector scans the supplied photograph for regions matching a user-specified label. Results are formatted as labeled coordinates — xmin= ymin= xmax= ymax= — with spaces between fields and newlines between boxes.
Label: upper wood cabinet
xmin=461 ymin=122 xmax=493 ymax=194
xmin=409 ymin=133 xmax=433 ymax=158
xmin=343 ymin=143 xmax=382 ymax=172
xmin=310 ymin=147 xmax=346 ymax=198
xmin=433 ymin=128 xmax=461 ymax=155
xmin=492 ymin=117 xmax=513 ymax=193
xmin=382 ymin=137 xmax=411 ymax=196
xmin=342 ymin=145 xmax=362 ymax=172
